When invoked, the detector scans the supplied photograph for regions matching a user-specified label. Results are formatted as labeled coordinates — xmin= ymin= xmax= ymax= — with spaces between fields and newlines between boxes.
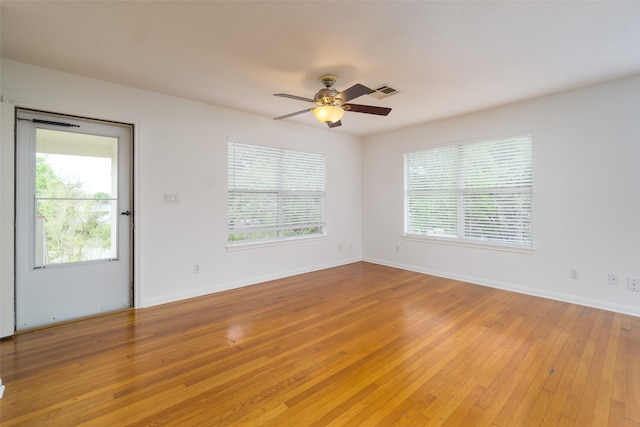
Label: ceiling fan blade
xmin=327 ymin=120 xmax=342 ymax=128
xmin=339 ymin=84 xmax=373 ymax=102
xmin=273 ymin=108 xmax=313 ymax=120
xmin=343 ymin=103 xmax=392 ymax=116
xmin=274 ymin=93 xmax=314 ymax=103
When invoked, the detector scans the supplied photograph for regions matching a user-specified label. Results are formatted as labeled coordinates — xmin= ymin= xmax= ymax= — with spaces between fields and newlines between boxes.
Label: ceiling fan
xmin=273 ymin=74 xmax=392 ymax=128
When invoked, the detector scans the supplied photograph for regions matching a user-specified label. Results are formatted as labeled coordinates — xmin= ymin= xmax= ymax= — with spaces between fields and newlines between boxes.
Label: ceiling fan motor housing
xmin=314 ymin=74 xmax=343 ymax=106
xmin=314 ymin=87 xmax=342 ymax=106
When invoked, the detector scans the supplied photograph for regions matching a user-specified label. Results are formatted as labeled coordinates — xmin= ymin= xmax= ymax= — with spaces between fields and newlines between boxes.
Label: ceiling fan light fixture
xmin=312 ymin=105 xmax=344 ymax=124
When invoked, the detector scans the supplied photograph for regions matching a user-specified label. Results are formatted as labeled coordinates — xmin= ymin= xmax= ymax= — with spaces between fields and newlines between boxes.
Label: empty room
xmin=1 ymin=1 xmax=639 ymax=426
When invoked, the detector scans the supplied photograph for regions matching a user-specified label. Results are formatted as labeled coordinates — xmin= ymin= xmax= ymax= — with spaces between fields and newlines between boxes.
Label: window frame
xmin=403 ymin=134 xmax=534 ymax=252
xmin=227 ymin=141 xmax=326 ymax=248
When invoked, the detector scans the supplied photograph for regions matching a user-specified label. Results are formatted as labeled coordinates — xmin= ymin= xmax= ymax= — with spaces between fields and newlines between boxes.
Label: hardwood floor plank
xmin=590 ymin=314 xmax=623 ymax=427
xmin=625 ymin=316 xmax=640 ymax=424
xmin=539 ymin=306 xmax=594 ymax=427
xmin=560 ymin=310 xmax=608 ymax=423
xmin=472 ymin=314 xmax=554 ymax=424
xmin=506 ymin=306 xmax=581 ymax=425
xmin=419 ymin=315 xmax=528 ymax=424
xmin=1 ymin=262 xmax=638 ymax=426
xmin=608 ymin=400 xmax=627 ymax=427
xmin=317 ymin=284 xmax=500 ymax=425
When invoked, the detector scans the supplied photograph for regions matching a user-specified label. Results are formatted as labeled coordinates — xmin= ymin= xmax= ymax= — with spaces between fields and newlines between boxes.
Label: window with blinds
xmin=228 ymin=141 xmax=325 ymax=243
xmin=405 ymin=134 xmax=532 ymax=248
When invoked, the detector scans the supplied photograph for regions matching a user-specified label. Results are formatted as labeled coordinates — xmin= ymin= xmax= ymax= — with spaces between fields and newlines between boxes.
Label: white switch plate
xmin=164 ymin=193 xmax=180 ymax=203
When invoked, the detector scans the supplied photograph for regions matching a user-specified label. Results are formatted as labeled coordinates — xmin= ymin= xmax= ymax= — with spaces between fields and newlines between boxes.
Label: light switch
xmin=164 ymin=193 xmax=180 ymax=203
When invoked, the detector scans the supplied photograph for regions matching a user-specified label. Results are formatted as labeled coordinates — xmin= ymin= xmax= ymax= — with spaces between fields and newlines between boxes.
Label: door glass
xmin=35 ymin=128 xmax=119 ymax=266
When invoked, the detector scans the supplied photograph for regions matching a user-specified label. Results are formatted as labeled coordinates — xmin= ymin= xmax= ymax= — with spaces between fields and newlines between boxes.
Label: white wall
xmin=362 ymin=76 xmax=640 ymax=316
xmin=0 ymin=59 xmax=362 ymax=322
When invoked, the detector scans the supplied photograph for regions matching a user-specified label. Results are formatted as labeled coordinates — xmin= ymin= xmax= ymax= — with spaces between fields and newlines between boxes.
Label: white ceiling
xmin=2 ymin=1 xmax=640 ymax=137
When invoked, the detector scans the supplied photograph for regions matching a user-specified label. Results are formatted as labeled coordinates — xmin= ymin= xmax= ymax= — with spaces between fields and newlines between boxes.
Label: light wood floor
xmin=1 ymin=262 xmax=639 ymax=426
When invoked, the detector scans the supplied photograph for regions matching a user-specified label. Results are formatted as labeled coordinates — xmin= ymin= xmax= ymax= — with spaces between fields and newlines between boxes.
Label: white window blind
xmin=228 ymin=141 xmax=325 ymax=243
xmin=405 ymin=134 xmax=532 ymax=247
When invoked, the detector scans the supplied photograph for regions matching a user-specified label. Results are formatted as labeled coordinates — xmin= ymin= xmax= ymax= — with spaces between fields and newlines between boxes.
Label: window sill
xmin=401 ymin=234 xmax=535 ymax=254
xmin=226 ymin=234 xmax=328 ymax=252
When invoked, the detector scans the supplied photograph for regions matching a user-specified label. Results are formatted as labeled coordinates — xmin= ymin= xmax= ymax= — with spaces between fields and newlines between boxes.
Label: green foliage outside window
xmin=36 ymin=156 xmax=114 ymax=264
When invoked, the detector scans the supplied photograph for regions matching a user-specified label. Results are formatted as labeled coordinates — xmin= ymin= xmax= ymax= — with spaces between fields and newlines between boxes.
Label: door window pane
xmin=35 ymin=199 xmax=117 ymax=265
xmin=35 ymin=129 xmax=118 ymax=266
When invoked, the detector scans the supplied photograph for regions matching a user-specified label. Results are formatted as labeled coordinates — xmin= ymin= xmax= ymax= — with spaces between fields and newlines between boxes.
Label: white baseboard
xmin=141 ymin=257 xmax=362 ymax=308
xmin=363 ymin=257 xmax=640 ymax=318
xmin=139 ymin=256 xmax=640 ymax=318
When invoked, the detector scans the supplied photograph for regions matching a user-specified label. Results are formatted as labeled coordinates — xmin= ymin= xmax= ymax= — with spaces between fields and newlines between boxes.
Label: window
xmin=228 ymin=141 xmax=325 ymax=244
xmin=405 ymin=134 xmax=532 ymax=248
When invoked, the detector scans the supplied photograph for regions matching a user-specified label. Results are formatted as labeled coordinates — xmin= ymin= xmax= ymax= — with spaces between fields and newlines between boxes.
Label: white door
xmin=15 ymin=109 xmax=133 ymax=330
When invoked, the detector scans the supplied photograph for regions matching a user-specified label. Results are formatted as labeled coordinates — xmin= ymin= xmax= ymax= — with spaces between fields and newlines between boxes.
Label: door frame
xmin=1 ymin=102 xmax=16 ymax=338
xmin=1 ymin=98 xmax=140 ymax=336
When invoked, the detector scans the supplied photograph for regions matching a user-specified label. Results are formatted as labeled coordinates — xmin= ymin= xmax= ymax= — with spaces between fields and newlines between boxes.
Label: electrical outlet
xmin=570 ymin=268 xmax=579 ymax=279
xmin=608 ymin=273 xmax=619 ymax=285
xmin=194 ymin=264 xmax=200 ymax=274
xmin=628 ymin=277 xmax=639 ymax=292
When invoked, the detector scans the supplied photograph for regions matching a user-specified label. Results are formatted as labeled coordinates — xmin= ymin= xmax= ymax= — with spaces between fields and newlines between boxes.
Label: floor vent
xmin=370 ymin=84 xmax=400 ymax=99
